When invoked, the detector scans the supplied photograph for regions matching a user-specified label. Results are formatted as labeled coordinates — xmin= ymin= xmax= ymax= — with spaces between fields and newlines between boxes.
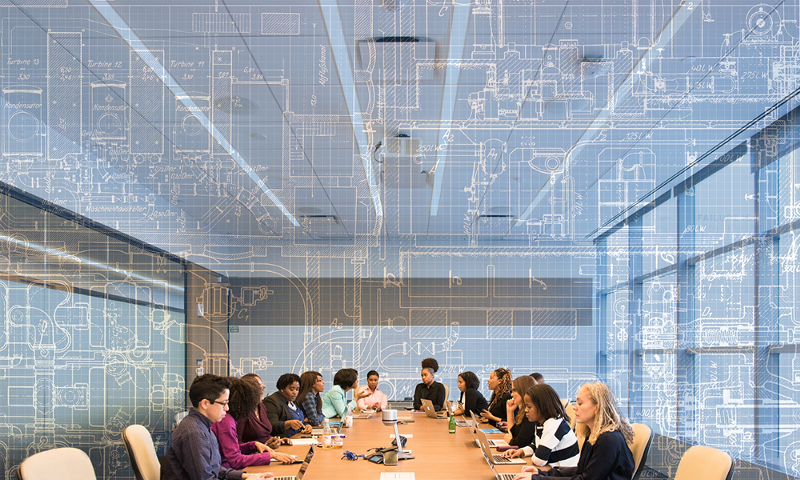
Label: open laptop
xmin=420 ymin=398 xmax=447 ymax=419
xmin=476 ymin=429 xmax=524 ymax=465
xmin=272 ymin=445 xmax=316 ymax=480
xmin=469 ymin=411 xmax=508 ymax=448
xmin=479 ymin=446 xmax=518 ymax=480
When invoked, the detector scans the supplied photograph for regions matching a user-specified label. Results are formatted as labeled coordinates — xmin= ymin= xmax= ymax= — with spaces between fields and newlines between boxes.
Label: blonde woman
xmin=480 ymin=367 xmax=512 ymax=427
xmin=503 ymin=375 xmax=537 ymax=446
xmin=513 ymin=382 xmax=634 ymax=480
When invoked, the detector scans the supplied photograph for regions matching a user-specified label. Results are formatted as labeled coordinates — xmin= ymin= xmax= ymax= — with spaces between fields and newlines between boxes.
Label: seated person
xmin=504 ymin=383 xmax=579 ymax=468
xmin=530 ymin=372 xmax=545 ymax=384
xmin=263 ymin=373 xmax=313 ymax=437
xmin=297 ymin=371 xmax=326 ymax=426
xmin=481 ymin=367 xmax=512 ymax=427
xmin=413 ymin=357 xmax=446 ymax=411
xmin=236 ymin=374 xmax=285 ymax=448
xmin=512 ymin=382 xmax=634 ymax=480
xmin=453 ymin=371 xmax=489 ymax=417
xmin=160 ymin=374 xmax=272 ymax=480
xmin=211 ymin=377 xmax=296 ymax=469
xmin=504 ymin=375 xmax=537 ymax=447
xmin=357 ymin=370 xmax=388 ymax=412
xmin=322 ymin=368 xmax=370 ymax=418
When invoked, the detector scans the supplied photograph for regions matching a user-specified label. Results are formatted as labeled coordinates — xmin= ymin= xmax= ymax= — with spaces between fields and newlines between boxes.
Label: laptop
xmin=479 ymin=446 xmax=518 ymax=480
xmin=476 ymin=429 xmax=524 ymax=465
xmin=420 ymin=399 xmax=447 ymax=419
xmin=272 ymin=445 xmax=316 ymax=480
xmin=469 ymin=411 xmax=508 ymax=448
xmin=469 ymin=412 xmax=508 ymax=448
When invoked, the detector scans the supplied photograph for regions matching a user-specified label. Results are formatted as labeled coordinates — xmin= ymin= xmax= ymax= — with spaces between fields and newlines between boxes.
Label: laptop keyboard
xmin=493 ymin=455 xmax=512 ymax=463
xmin=271 ymin=476 xmax=296 ymax=480
xmin=497 ymin=474 xmax=516 ymax=480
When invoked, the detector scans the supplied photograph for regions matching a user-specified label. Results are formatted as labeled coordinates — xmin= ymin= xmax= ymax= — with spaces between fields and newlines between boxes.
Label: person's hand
xmin=301 ymin=423 xmax=313 ymax=434
xmin=481 ymin=409 xmax=498 ymax=422
xmin=255 ymin=441 xmax=269 ymax=453
xmin=512 ymin=474 xmax=532 ymax=480
xmin=281 ymin=438 xmax=293 ymax=446
xmin=453 ymin=407 xmax=464 ymax=416
xmin=521 ymin=466 xmax=539 ymax=474
xmin=371 ymin=402 xmax=380 ymax=410
xmin=503 ymin=449 xmax=524 ymax=458
xmin=271 ymin=451 xmax=297 ymax=464
xmin=355 ymin=387 xmax=371 ymax=400
xmin=243 ymin=473 xmax=275 ymax=479
xmin=506 ymin=397 xmax=517 ymax=413
xmin=266 ymin=436 xmax=281 ymax=449
xmin=285 ymin=419 xmax=304 ymax=431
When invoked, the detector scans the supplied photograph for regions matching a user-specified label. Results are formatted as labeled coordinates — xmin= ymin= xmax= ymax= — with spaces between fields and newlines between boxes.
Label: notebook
xmin=271 ymin=445 xmax=316 ymax=480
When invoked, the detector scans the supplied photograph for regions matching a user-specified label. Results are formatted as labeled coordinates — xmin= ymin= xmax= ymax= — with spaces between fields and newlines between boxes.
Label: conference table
xmin=244 ymin=412 xmax=532 ymax=479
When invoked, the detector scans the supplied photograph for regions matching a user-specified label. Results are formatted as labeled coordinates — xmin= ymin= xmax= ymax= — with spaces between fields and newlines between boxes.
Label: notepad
xmin=380 ymin=473 xmax=415 ymax=480
xmin=289 ymin=438 xmax=318 ymax=445
xmin=389 ymin=433 xmax=413 ymax=439
xmin=480 ymin=428 xmax=503 ymax=434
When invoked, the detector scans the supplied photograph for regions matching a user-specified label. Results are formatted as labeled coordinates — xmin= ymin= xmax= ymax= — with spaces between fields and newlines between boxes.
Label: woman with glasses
xmin=210 ymin=377 xmax=296 ymax=469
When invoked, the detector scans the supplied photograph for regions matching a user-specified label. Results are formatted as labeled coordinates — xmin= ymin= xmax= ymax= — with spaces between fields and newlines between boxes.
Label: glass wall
xmin=0 ymin=187 xmax=186 ymax=480
xmin=597 ymin=109 xmax=800 ymax=479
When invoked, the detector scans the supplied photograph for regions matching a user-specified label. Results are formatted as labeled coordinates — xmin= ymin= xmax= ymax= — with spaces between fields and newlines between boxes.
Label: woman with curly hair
xmin=210 ymin=377 xmax=295 ymax=469
xmin=481 ymin=367 xmax=512 ymax=427
xmin=512 ymin=382 xmax=634 ymax=480
xmin=453 ymin=371 xmax=489 ymax=417
xmin=412 ymin=357 xmax=446 ymax=411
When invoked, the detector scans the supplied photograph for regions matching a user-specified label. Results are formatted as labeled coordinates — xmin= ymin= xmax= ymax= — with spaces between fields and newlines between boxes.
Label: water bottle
xmin=448 ymin=408 xmax=456 ymax=434
xmin=322 ymin=418 xmax=332 ymax=448
xmin=345 ymin=407 xmax=353 ymax=428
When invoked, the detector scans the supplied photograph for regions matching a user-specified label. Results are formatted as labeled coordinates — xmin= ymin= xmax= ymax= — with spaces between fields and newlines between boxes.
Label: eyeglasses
xmin=210 ymin=399 xmax=229 ymax=407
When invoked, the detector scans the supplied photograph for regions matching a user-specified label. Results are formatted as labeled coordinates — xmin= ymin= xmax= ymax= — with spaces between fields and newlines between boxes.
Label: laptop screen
xmin=294 ymin=445 xmax=316 ymax=480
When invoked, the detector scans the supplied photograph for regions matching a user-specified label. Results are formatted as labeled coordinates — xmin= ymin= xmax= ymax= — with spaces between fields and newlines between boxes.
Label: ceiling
xmin=1 ymin=0 xmax=798 ymax=271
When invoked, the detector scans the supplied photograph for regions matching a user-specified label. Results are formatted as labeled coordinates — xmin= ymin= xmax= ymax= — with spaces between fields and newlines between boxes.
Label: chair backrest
xmin=561 ymin=398 xmax=570 ymax=408
xmin=629 ymin=423 xmax=653 ymax=480
xmin=174 ymin=410 xmax=189 ymax=427
xmin=674 ymin=445 xmax=734 ymax=480
xmin=564 ymin=403 xmax=577 ymax=430
xmin=123 ymin=425 xmax=161 ymax=480
xmin=18 ymin=447 xmax=96 ymax=480
xmin=443 ymin=383 xmax=450 ymax=402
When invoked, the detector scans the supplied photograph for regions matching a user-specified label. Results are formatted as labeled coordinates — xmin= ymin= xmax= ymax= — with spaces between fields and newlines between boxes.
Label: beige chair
xmin=674 ymin=445 xmax=734 ymax=480
xmin=561 ymin=398 xmax=570 ymax=408
xmin=122 ymin=425 xmax=161 ymax=480
xmin=18 ymin=447 xmax=96 ymax=480
xmin=564 ymin=403 xmax=577 ymax=430
xmin=629 ymin=423 xmax=653 ymax=480
xmin=443 ymin=384 xmax=450 ymax=404
xmin=173 ymin=410 xmax=189 ymax=427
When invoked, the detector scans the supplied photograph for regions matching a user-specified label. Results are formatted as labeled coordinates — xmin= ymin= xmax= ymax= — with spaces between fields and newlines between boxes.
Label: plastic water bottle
xmin=322 ymin=418 xmax=332 ymax=448
xmin=345 ymin=407 xmax=353 ymax=428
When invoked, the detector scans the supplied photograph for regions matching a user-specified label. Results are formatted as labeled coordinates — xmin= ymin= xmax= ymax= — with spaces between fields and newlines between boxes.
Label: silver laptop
xmin=421 ymin=398 xmax=447 ymax=419
xmin=469 ymin=411 xmax=508 ymax=448
xmin=271 ymin=445 xmax=316 ymax=480
xmin=477 ymin=429 xmax=524 ymax=465
xmin=479 ymin=446 xmax=518 ymax=480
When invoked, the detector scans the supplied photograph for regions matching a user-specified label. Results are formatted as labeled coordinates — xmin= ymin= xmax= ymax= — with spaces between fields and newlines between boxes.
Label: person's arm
xmin=510 ymin=419 xmax=537 ymax=451
xmin=356 ymin=393 xmax=370 ymax=410
xmin=212 ymin=419 xmax=272 ymax=470
xmin=535 ymin=433 xmax=623 ymax=480
xmin=329 ymin=387 xmax=356 ymax=418
xmin=300 ymin=393 xmax=324 ymax=426
xmin=463 ymin=389 xmax=478 ymax=416
xmin=173 ymin=424 xmax=242 ymax=480
xmin=263 ymin=397 xmax=286 ymax=434
xmin=412 ymin=384 xmax=422 ymax=410
xmin=432 ymin=383 xmax=446 ymax=411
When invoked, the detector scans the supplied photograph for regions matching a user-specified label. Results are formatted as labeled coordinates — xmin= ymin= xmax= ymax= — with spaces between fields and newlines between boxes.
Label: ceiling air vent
xmin=356 ymin=36 xmax=440 ymax=84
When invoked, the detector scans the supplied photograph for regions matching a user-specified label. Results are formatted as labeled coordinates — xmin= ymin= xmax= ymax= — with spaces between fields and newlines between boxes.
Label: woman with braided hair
xmin=481 ymin=367 xmax=512 ymax=427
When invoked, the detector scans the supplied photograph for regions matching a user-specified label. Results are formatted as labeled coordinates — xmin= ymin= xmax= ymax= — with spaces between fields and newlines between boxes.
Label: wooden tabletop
xmin=244 ymin=412 xmax=530 ymax=479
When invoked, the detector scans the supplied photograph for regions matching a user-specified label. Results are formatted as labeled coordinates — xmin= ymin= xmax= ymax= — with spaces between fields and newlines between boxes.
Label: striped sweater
xmin=521 ymin=417 xmax=580 ymax=467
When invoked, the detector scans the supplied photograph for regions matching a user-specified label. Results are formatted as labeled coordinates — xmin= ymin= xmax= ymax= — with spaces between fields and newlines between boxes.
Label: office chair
xmin=629 ymin=423 xmax=653 ymax=480
xmin=443 ymin=384 xmax=450 ymax=404
xmin=18 ymin=447 xmax=96 ymax=480
xmin=674 ymin=445 xmax=734 ymax=480
xmin=123 ymin=425 xmax=161 ymax=480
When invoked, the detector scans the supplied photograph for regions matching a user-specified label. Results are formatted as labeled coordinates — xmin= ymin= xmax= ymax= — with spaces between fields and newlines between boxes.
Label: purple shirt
xmin=211 ymin=414 xmax=272 ymax=469
xmin=236 ymin=403 xmax=274 ymax=444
